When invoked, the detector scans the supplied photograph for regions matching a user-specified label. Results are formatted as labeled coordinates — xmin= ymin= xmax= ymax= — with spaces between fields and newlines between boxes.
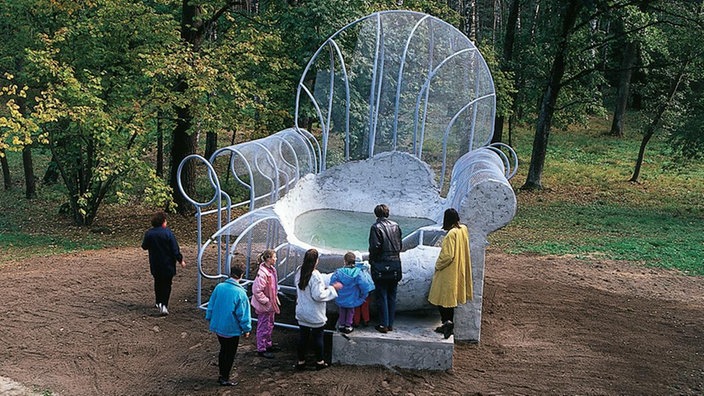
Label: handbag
xmin=371 ymin=260 xmax=402 ymax=282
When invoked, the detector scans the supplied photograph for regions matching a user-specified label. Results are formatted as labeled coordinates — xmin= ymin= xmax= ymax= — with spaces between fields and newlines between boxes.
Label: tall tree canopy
xmin=1 ymin=0 xmax=702 ymax=224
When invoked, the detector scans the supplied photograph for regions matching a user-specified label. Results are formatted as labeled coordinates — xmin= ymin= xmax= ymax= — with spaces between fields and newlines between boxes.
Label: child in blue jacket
xmin=330 ymin=252 xmax=375 ymax=333
xmin=205 ymin=262 xmax=252 ymax=386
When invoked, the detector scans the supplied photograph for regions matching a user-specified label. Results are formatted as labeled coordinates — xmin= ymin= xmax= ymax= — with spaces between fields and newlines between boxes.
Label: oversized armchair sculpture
xmin=178 ymin=10 xmax=517 ymax=344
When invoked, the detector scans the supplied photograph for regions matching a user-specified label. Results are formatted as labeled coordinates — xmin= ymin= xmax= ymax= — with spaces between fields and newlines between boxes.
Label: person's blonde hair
xmin=258 ymin=249 xmax=276 ymax=264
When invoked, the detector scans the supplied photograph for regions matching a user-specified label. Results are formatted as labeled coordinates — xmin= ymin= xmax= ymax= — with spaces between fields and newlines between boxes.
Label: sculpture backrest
xmin=295 ymin=10 xmax=496 ymax=192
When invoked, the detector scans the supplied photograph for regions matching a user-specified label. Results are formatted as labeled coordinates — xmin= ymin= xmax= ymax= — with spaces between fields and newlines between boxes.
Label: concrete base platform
xmin=331 ymin=313 xmax=453 ymax=371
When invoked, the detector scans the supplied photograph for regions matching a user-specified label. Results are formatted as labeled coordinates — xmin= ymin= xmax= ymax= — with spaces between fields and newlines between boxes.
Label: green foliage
xmin=627 ymin=1 xmax=704 ymax=164
xmin=0 ymin=231 xmax=104 ymax=259
xmin=491 ymin=120 xmax=704 ymax=275
xmin=1 ymin=0 xmax=181 ymax=224
xmin=478 ymin=44 xmax=516 ymax=119
xmin=668 ymin=91 xmax=704 ymax=163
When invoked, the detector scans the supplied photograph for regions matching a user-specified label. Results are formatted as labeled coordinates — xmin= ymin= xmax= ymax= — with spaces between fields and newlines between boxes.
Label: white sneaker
xmin=160 ymin=305 xmax=169 ymax=316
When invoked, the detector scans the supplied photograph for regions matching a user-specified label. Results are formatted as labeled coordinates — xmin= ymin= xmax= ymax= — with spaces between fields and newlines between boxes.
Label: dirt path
xmin=0 ymin=247 xmax=702 ymax=395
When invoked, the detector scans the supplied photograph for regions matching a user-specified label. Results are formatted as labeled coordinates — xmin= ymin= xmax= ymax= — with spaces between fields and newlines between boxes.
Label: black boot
xmin=442 ymin=320 xmax=454 ymax=339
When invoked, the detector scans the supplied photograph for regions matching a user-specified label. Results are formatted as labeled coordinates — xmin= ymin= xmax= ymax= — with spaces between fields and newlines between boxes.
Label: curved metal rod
xmin=488 ymin=142 xmax=519 ymax=180
xmin=414 ymin=48 xmax=476 ymax=158
xmin=394 ymin=14 xmax=432 ymax=149
xmin=295 ymin=127 xmax=321 ymax=174
xmin=210 ymin=146 xmax=255 ymax=210
xmin=486 ymin=146 xmax=511 ymax=178
xmin=294 ymin=37 xmax=347 ymax=170
xmin=283 ymin=128 xmax=317 ymax=177
xmin=209 ymin=146 xmax=252 ymax=195
xmin=319 ymin=39 xmax=351 ymax=161
xmin=197 ymin=238 xmax=230 ymax=281
xmin=269 ymin=135 xmax=299 ymax=196
xmin=322 ymin=42 xmax=335 ymax=166
xmin=438 ymin=93 xmax=497 ymax=189
xmin=251 ymin=141 xmax=279 ymax=205
xmin=367 ymin=13 xmax=383 ymax=157
xmin=176 ymin=154 xmax=222 ymax=207
xmin=198 ymin=213 xmax=282 ymax=280
xmin=298 ymin=84 xmax=329 ymax=171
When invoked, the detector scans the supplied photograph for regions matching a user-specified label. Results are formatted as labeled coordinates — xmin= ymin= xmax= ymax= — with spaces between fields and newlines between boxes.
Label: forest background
xmin=0 ymin=0 xmax=702 ymax=275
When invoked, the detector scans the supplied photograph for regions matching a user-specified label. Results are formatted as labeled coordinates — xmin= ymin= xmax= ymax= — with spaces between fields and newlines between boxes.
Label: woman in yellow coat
xmin=427 ymin=208 xmax=472 ymax=339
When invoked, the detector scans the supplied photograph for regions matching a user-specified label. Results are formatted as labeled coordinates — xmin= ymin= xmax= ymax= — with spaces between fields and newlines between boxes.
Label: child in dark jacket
xmin=330 ymin=252 xmax=375 ymax=333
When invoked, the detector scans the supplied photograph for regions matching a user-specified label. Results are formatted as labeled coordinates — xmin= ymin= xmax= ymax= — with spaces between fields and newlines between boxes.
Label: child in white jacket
xmin=294 ymin=249 xmax=342 ymax=370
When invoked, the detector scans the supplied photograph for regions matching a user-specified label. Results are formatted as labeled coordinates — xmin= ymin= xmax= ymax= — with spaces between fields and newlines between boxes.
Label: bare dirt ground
xmin=1 ymin=246 xmax=702 ymax=396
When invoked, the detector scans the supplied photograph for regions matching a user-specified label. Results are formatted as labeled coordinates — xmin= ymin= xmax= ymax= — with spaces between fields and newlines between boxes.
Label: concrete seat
xmin=332 ymin=313 xmax=453 ymax=371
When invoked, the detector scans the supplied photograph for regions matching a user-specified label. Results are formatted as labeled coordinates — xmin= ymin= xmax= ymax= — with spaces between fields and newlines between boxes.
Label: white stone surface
xmin=274 ymin=151 xmax=444 ymax=243
xmin=272 ymin=149 xmax=516 ymax=343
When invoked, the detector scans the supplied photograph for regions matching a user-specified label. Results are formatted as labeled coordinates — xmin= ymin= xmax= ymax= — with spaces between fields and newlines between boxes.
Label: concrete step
xmin=331 ymin=313 xmax=453 ymax=371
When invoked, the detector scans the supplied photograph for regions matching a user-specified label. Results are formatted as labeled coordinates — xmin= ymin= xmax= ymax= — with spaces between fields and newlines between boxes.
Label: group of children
xmin=205 ymin=248 xmax=376 ymax=386
xmin=150 ymin=208 xmax=470 ymax=387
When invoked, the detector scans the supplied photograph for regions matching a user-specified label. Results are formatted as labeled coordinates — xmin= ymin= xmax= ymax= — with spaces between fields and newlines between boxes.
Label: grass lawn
xmin=490 ymin=117 xmax=704 ymax=275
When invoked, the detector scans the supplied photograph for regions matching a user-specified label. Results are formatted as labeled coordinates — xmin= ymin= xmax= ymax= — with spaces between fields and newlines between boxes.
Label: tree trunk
xmin=0 ymin=149 xmax=11 ymax=190
xmin=609 ymin=41 xmax=638 ymax=137
xmin=156 ymin=114 xmax=164 ymax=178
xmin=631 ymin=68 xmax=687 ymax=182
xmin=493 ymin=115 xmax=505 ymax=143
xmin=22 ymin=146 xmax=35 ymax=199
xmin=630 ymin=127 xmax=652 ymax=183
xmin=169 ymin=0 xmax=205 ymax=214
xmin=522 ymin=0 xmax=582 ymax=190
xmin=508 ymin=113 xmax=516 ymax=147
xmin=170 ymin=94 xmax=198 ymax=214
xmin=471 ymin=0 xmax=478 ymax=42
xmin=492 ymin=0 xmax=520 ymax=143
xmin=205 ymin=131 xmax=218 ymax=161
xmin=43 ymin=156 xmax=60 ymax=185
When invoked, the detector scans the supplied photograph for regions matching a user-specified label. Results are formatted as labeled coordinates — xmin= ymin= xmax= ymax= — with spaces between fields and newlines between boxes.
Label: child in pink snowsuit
xmin=251 ymin=249 xmax=280 ymax=358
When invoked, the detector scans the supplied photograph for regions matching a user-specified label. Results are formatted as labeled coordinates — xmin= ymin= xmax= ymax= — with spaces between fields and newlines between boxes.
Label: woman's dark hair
xmin=297 ymin=249 xmax=319 ymax=290
xmin=150 ymin=211 xmax=167 ymax=228
xmin=374 ymin=204 xmax=390 ymax=218
xmin=442 ymin=208 xmax=461 ymax=231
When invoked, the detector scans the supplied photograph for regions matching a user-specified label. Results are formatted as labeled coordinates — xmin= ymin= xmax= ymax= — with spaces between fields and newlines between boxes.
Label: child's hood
xmin=336 ymin=266 xmax=361 ymax=281
xmin=355 ymin=262 xmax=370 ymax=271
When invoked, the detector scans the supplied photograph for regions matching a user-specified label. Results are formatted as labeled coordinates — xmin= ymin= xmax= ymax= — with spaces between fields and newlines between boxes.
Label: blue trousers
xmin=374 ymin=280 xmax=398 ymax=328
xmin=297 ymin=325 xmax=324 ymax=362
